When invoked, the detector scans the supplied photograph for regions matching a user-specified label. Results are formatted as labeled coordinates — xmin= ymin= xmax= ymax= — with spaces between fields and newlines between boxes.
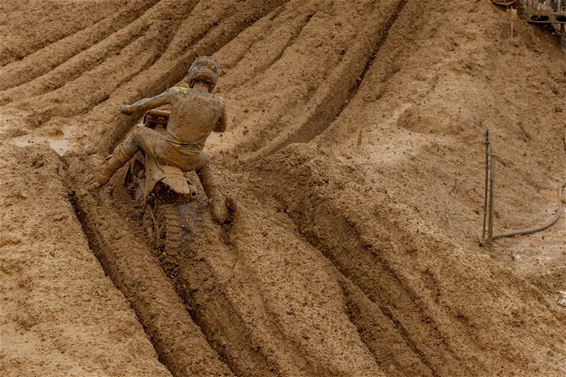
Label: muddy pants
xmin=120 ymin=124 xmax=210 ymax=172
xmin=94 ymin=124 xmax=227 ymax=220
xmin=112 ymin=125 xmax=221 ymax=199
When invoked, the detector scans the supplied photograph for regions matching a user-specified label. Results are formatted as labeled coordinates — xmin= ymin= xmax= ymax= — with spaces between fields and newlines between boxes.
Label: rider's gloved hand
xmin=121 ymin=105 xmax=133 ymax=115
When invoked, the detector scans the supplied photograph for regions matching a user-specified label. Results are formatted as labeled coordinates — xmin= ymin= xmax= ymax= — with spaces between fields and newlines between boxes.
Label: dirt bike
xmin=122 ymin=109 xmax=198 ymax=265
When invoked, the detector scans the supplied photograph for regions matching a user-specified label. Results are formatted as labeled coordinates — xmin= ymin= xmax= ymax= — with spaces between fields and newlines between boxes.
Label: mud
xmin=0 ymin=145 xmax=171 ymax=377
xmin=66 ymin=165 xmax=233 ymax=377
xmin=2 ymin=0 xmax=566 ymax=377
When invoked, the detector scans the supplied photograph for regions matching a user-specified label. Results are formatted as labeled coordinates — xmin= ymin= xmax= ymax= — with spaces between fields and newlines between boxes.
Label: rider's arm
xmin=122 ymin=89 xmax=174 ymax=115
xmin=214 ymin=99 xmax=227 ymax=133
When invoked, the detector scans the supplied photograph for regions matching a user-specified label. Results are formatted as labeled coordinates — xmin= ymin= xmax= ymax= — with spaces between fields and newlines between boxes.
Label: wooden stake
xmin=482 ymin=129 xmax=491 ymax=241
xmin=508 ymin=8 xmax=517 ymax=39
xmin=487 ymin=155 xmax=497 ymax=247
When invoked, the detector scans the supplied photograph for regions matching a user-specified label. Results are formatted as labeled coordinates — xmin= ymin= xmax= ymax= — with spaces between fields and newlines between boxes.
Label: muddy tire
xmin=142 ymin=204 xmax=182 ymax=267
xmin=155 ymin=204 xmax=183 ymax=272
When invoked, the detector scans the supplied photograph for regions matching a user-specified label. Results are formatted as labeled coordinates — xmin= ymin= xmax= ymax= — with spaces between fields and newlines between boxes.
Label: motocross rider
xmin=90 ymin=56 xmax=229 ymax=223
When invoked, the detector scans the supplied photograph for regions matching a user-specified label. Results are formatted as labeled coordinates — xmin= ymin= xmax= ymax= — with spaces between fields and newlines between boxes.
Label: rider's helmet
xmin=187 ymin=56 xmax=221 ymax=90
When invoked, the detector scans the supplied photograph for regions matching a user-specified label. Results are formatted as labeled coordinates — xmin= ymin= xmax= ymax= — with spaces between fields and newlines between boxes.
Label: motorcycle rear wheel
xmin=142 ymin=204 xmax=182 ymax=269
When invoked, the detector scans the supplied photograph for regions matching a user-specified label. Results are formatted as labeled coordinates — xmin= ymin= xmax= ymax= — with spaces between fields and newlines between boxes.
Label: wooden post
xmin=508 ymin=8 xmax=517 ymax=39
xmin=482 ymin=129 xmax=491 ymax=241
xmin=487 ymin=155 xmax=496 ymax=247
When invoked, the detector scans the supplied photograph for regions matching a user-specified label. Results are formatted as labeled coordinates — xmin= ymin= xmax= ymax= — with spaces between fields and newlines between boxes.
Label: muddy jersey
xmin=165 ymin=87 xmax=225 ymax=150
xmin=128 ymin=85 xmax=225 ymax=153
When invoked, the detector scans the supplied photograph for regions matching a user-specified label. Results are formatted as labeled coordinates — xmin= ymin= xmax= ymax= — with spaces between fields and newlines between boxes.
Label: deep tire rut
xmin=156 ymin=201 xmax=322 ymax=377
xmin=248 ymin=0 xmax=412 ymax=159
xmin=0 ymin=0 xmax=162 ymax=91
xmin=66 ymin=171 xmax=234 ymax=377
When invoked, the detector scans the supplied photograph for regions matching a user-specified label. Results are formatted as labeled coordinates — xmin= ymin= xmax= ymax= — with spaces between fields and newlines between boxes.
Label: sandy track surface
xmin=0 ymin=144 xmax=171 ymax=377
xmin=1 ymin=0 xmax=566 ymax=376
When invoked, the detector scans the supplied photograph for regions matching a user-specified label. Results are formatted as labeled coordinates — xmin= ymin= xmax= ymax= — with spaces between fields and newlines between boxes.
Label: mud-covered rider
xmin=91 ymin=56 xmax=229 ymax=223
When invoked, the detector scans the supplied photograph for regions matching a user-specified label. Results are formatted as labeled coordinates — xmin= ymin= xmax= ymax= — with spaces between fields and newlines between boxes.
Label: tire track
xmin=269 ymin=137 xmax=566 ymax=375
xmin=1 ymin=0 xmax=288 ymax=151
xmin=0 ymin=0 xmax=199 ymax=107
xmin=106 ymin=189 xmax=282 ymax=377
xmin=246 ymin=0 xmax=410 ymax=159
xmin=287 ymin=209 xmax=454 ymax=377
xmin=223 ymin=10 xmax=315 ymax=93
xmin=106 ymin=184 xmax=382 ymax=377
xmin=0 ymin=0 xmax=161 ymax=91
xmin=0 ymin=0 xmax=121 ymax=66
xmin=4 ymin=0 xmax=196 ymax=125
xmin=256 ymin=148 xmax=484 ymax=376
xmin=110 ymin=194 xmax=311 ymax=377
xmin=213 ymin=3 xmax=288 ymax=74
xmin=100 ymin=0 xmax=288 ymax=151
xmin=255 ymin=12 xmax=313 ymax=76
xmin=208 ymin=0 xmax=378 ymax=160
xmin=0 ymin=31 xmax=148 ymax=107
xmin=339 ymin=277 xmax=434 ymax=377
xmin=164 ymin=203 xmax=320 ymax=377
xmin=174 ymin=209 xmax=381 ymax=377
xmin=12 ymin=30 xmax=168 ymax=129
xmin=66 ymin=165 xmax=234 ymax=377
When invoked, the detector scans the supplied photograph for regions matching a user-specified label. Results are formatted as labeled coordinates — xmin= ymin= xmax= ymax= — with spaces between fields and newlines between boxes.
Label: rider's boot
xmin=197 ymin=165 xmax=229 ymax=223
xmin=92 ymin=146 xmax=132 ymax=188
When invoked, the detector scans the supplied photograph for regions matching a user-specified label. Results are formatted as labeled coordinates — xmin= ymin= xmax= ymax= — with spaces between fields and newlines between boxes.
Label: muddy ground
xmin=1 ymin=1 xmax=566 ymax=376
